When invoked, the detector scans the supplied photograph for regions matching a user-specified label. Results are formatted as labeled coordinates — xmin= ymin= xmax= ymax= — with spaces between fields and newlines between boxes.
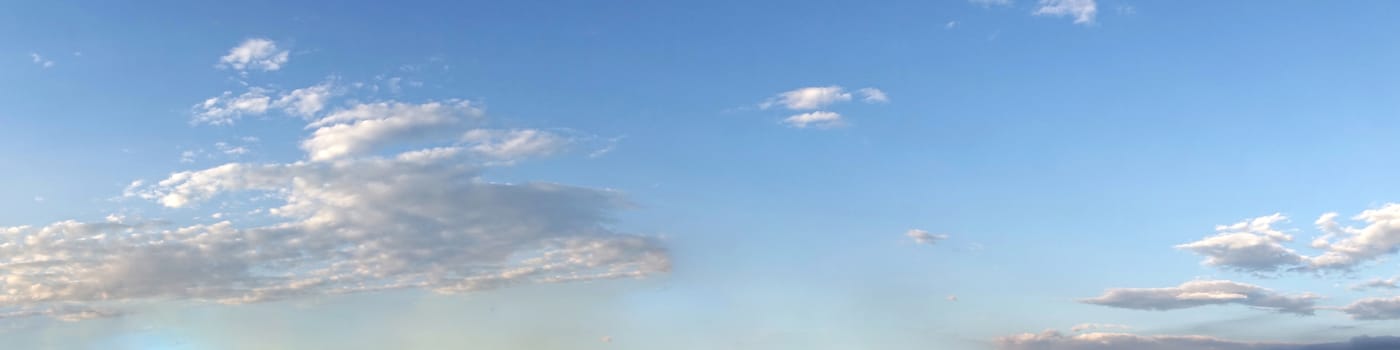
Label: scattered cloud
xmin=0 ymin=98 xmax=669 ymax=320
xmin=970 ymin=0 xmax=1013 ymax=6
xmin=858 ymin=88 xmax=889 ymax=103
xmin=275 ymin=81 xmax=338 ymax=118
xmin=761 ymin=86 xmax=852 ymax=110
xmin=1351 ymin=277 xmax=1400 ymax=291
xmin=782 ymin=111 xmax=845 ymax=129
xmin=301 ymin=100 xmax=482 ymax=161
xmin=1338 ymin=296 xmax=1400 ymax=320
xmin=29 ymin=53 xmax=54 ymax=68
xmin=907 ymin=229 xmax=949 ymax=245
xmin=192 ymin=88 xmax=274 ymax=126
xmin=996 ymin=330 xmax=1400 ymax=350
xmin=217 ymin=38 xmax=290 ymax=72
xmin=461 ymin=129 xmax=569 ymax=162
xmin=947 ymin=295 xmax=959 ymax=302
xmin=1179 ymin=205 xmax=1400 ymax=273
xmin=1080 ymin=280 xmax=1320 ymax=315
xmin=1033 ymin=0 xmax=1097 ymax=25
xmin=945 ymin=21 xmax=959 ymax=29
xmin=1070 ymin=323 xmax=1131 ymax=332
xmin=1174 ymin=214 xmax=1304 ymax=273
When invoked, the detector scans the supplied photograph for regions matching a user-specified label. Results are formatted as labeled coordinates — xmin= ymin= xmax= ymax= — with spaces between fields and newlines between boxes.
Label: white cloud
xmin=970 ymin=0 xmax=1013 ymax=6
xmin=192 ymin=89 xmax=274 ymax=126
xmin=945 ymin=21 xmax=959 ymax=29
xmin=1174 ymin=214 xmax=1304 ymax=273
xmin=907 ymin=229 xmax=949 ymax=245
xmin=996 ymin=330 xmax=1400 ymax=350
xmin=1070 ymin=323 xmax=1131 ymax=332
xmin=302 ymin=100 xmax=482 ymax=161
xmin=217 ymin=38 xmax=290 ymax=72
xmin=761 ymin=86 xmax=852 ymax=110
xmin=1 ymin=100 xmax=669 ymax=319
xmin=1080 ymin=280 xmax=1320 ymax=315
xmin=1306 ymin=204 xmax=1400 ymax=270
xmin=215 ymin=142 xmax=250 ymax=156
xmin=858 ymin=87 xmax=889 ymax=103
xmin=782 ymin=111 xmax=845 ymax=129
xmin=275 ymin=82 xmax=337 ymax=118
xmin=29 ymin=53 xmax=54 ymax=68
xmin=461 ymin=129 xmax=569 ymax=162
xmin=193 ymin=82 xmax=339 ymax=125
xmin=1339 ymin=296 xmax=1400 ymax=320
xmin=1033 ymin=0 xmax=1097 ymax=25
xmin=1179 ymin=205 xmax=1400 ymax=272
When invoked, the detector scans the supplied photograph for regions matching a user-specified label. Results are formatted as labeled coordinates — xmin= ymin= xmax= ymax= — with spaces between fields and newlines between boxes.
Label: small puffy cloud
xmin=782 ymin=111 xmax=845 ymax=129
xmin=275 ymin=82 xmax=337 ymax=118
xmin=1080 ymin=280 xmax=1320 ymax=315
xmin=461 ymin=129 xmax=568 ymax=162
xmin=29 ymin=53 xmax=54 ymax=68
xmin=193 ymin=82 xmax=339 ymax=125
xmin=907 ymin=229 xmax=949 ymax=245
xmin=946 ymin=295 xmax=959 ymax=302
xmin=761 ymin=86 xmax=852 ymax=110
xmin=302 ymin=100 xmax=483 ymax=161
xmin=217 ymin=38 xmax=289 ymax=72
xmin=1033 ymin=0 xmax=1097 ymax=25
xmin=600 ymin=336 xmax=613 ymax=343
xmin=1174 ymin=214 xmax=1305 ymax=273
xmin=858 ymin=88 xmax=889 ymax=103
xmin=1070 ymin=324 xmax=1131 ymax=333
xmin=1339 ymin=297 xmax=1400 ymax=320
xmin=996 ymin=330 xmax=1400 ymax=350
xmin=192 ymin=89 xmax=274 ymax=125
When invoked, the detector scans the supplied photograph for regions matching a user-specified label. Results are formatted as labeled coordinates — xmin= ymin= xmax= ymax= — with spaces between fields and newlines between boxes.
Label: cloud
xmin=970 ymin=0 xmax=1013 ymax=6
xmin=275 ymin=81 xmax=338 ymax=118
xmin=29 ymin=53 xmax=54 ymax=68
xmin=782 ymin=111 xmax=845 ymax=129
xmin=907 ymin=229 xmax=949 ymax=245
xmin=192 ymin=88 xmax=274 ymax=125
xmin=761 ymin=86 xmax=852 ymax=110
xmin=217 ymin=38 xmax=290 ymax=72
xmin=1179 ymin=205 xmax=1400 ymax=273
xmin=1174 ymin=214 xmax=1305 ymax=273
xmin=1 ymin=99 xmax=669 ymax=319
xmin=858 ymin=88 xmax=889 ymax=103
xmin=1080 ymin=280 xmax=1320 ymax=315
xmin=996 ymin=330 xmax=1400 ymax=350
xmin=461 ymin=129 xmax=569 ymax=162
xmin=302 ymin=100 xmax=482 ymax=161
xmin=1306 ymin=204 xmax=1400 ymax=270
xmin=193 ymin=82 xmax=340 ymax=125
xmin=1339 ymin=297 xmax=1400 ymax=320
xmin=1070 ymin=323 xmax=1131 ymax=332
xmin=1351 ymin=277 xmax=1400 ymax=291
xmin=1033 ymin=0 xmax=1097 ymax=25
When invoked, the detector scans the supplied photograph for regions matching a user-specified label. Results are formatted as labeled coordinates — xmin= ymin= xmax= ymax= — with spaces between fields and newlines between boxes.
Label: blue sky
xmin=5 ymin=1 xmax=1400 ymax=349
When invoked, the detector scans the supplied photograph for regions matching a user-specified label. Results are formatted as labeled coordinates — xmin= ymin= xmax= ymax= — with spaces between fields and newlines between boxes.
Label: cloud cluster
xmin=996 ymin=330 xmax=1400 ymax=350
xmin=1033 ymin=0 xmax=1097 ymax=25
xmin=193 ymin=82 xmax=338 ymax=125
xmin=2 ymin=96 xmax=667 ymax=321
xmin=760 ymin=86 xmax=887 ymax=129
xmin=218 ymin=38 xmax=290 ymax=72
xmin=1178 ymin=205 xmax=1400 ymax=272
xmin=1080 ymin=280 xmax=1320 ymax=315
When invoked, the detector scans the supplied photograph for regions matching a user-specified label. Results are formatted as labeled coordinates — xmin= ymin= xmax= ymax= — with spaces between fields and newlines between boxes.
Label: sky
xmin=4 ymin=0 xmax=1400 ymax=349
